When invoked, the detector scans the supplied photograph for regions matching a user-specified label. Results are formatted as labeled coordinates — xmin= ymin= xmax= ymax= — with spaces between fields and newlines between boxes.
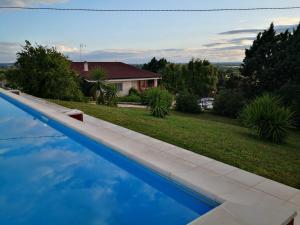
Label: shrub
xmin=141 ymin=88 xmax=161 ymax=105
xmin=128 ymin=87 xmax=140 ymax=96
xmin=144 ymin=88 xmax=172 ymax=118
xmin=97 ymin=84 xmax=117 ymax=106
xmin=240 ymin=94 xmax=293 ymax=143
xmin=214 ymin=90 xmax=246 ymax=118
xmin=117 ymin=94 xmax=141 ymax=103
xmin=175 ymin=91 xmax=201 ymax=113
xmin=141 ymin=88 xmax=154 ymax=105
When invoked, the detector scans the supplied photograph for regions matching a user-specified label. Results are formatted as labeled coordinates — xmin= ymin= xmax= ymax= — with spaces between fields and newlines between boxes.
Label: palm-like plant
xmin=89 ymin=68 xmax=107 ymax=103
xmin=240 ymin=94 xmax=293 ymax=143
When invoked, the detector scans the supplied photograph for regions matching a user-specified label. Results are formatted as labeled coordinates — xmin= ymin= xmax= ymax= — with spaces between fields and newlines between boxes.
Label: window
xmin=147 ymin=80 xmax=154 ymax=87
xmin=115 ymin=83 xmax=123 ymax=92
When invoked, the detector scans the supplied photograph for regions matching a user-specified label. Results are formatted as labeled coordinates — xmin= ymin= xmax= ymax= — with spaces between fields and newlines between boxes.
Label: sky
xmin=0 ymin=0 xmax=300 ymax=63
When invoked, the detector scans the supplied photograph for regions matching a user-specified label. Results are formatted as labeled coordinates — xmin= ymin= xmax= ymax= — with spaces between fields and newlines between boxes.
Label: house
xmin=71 ymin=61 xmax=161 ymax=96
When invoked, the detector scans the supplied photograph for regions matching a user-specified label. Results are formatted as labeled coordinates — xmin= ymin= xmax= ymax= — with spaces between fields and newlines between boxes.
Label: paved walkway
xmin=14 ymin=92 xmax=300 ymax=225
xmin=117 ymin=103 xmax=147 ymax=108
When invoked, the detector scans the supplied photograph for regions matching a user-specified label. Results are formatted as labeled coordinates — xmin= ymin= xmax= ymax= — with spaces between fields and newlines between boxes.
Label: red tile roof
xmin=71 ymin=62 xmax=160 ymax=80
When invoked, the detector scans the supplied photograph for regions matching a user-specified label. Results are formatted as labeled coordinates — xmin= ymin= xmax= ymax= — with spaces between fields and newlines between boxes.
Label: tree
xmin=0 ymin=70 xmax=5 ymax=82
xmin=89 ymin=68 xmax=117 ymax=106
xmin=142 ymin=57 xmax=168 ymax=73
xmin=161 ymin=59 xmax=219 ymax=97
xmin=161 ymin=63 xmax=186 ymax=93
xmin=7 ymin=41 xmax=83 ymax=100
xmin=284 ymin=24 xmax=300 ymax=84
xmin=89 ymin=68 xmax=107 ymax=102
xmin=186 ymin=59 xmax=218 ymax=97
xmin=241 ymin=23 xmax=300 ymax=96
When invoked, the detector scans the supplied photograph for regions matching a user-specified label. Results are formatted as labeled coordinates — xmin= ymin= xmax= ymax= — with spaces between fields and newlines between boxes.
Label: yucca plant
xmin=240 ymin=94 xmax=293 ymax=143
xmin=147 ymin=88 xmax=172 ymax=118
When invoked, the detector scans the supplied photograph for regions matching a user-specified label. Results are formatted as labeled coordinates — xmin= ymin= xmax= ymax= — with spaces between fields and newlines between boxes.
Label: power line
xmin=1 ymin=6 xmax=300 ymax=12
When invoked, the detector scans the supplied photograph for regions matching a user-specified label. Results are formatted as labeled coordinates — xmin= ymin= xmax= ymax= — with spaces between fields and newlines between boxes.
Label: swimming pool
xmin=0 ymin=93 xmax=218 ymax=225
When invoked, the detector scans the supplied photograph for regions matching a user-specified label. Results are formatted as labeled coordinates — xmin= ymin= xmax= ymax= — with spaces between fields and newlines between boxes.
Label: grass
xmin=51 ymin=100 xmax=300 ymax=189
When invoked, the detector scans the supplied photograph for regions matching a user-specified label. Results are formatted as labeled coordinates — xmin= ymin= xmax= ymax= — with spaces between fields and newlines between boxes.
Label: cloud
xmin=0 ymin=40 xmax=245 ymax=63
xmin=202 ymin=42 xmax=225 ymax=48
xmin=273 ymin=17 xmax=300 ymax=26
xmin=229 ymin=37 xmax=255 ymax=45
xmin=0 ymin=0 xmax=68 ymax=7
xmin=0 ymin=42 xmax=21 ymax=62
xmin=203 ymin=37 xmax=255 ymax=48
xmin=201 ymin=20 xmax=299 ymax=61
xmin=65 ymin=47 xmax=244 ymax=63
xmin=0 ymin=43 xmax=245 ymax=64
xmin=219 ymin=29 xmax=262 ymax=35
xmin=0 ymin=42 xmax=80 ymax=62
xmin=218 ymin=24 xmax=298 ymax=35
xmin=54 ymin=44 xmax=78 ymax=53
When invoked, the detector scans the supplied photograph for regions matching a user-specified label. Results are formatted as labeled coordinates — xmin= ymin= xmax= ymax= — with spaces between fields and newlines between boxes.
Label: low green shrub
xmin=117 ymin=94 xmax=141 ymax=103
xmin=240 ymin=94 xmax=293 ymax=143
xmin=141 ymin=88 xmax=155 ymax=105
xmin=214 ymin=90 xmax=246 ymax=118
xmin=144 ymin=88 xmax=172 ymax=118
xmin=128 ymin=87 xmax=140 ymax=96
xmin=175 ymin=91 xmax=201 ymax=113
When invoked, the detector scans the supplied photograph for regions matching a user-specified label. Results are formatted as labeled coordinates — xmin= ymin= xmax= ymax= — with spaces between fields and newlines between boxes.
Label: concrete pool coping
xmin=1 ymin=89 xmax=299 ymax=225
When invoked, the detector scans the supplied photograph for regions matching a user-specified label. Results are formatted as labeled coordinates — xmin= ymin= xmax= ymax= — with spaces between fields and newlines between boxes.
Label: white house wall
xmin=108 ymin=80 xmax=137 ymax=96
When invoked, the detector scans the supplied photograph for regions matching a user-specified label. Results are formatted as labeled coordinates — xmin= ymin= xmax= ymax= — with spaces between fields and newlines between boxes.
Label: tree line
xmin=142 ymin=57 xmax=219 ymax=97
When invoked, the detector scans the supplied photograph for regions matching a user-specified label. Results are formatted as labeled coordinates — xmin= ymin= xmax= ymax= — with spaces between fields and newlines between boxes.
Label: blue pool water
xmin=0 ymin=93 xmax=217 ymax=225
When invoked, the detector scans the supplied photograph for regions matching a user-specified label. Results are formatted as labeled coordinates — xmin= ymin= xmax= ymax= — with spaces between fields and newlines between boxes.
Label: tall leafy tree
xmin=161 ymin=63 xmax=186 ymax=93
xmin=142 ymin=57 xmax=168 ymax=73
xmin=284 ymin=24 xmax=300 ymax=84
xmin=7 ymin=41 xmax=83 ymax=100
xmin=241 ymin=23 xmax=300 ymax=96
xmin=161 ymin=59 xmax=218 ymax=97
xmin=241 ymin=23 xmax=278 ymax=95
xmin=186 ymin=59 xmax=218 ymax=97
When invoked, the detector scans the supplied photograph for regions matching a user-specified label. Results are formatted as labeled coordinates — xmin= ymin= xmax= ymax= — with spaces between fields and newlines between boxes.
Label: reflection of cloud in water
xmin=0 ymin=115 xmax=60 ymax=139
xmin=0 ymin=97 xmax=205 ymax=224
xmin=0 ymin=97 xmax=61 ymax=139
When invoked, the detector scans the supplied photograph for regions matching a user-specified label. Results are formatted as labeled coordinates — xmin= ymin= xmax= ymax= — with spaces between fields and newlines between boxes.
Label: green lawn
xmin=51 ymin=100 xmax=300 ymax=189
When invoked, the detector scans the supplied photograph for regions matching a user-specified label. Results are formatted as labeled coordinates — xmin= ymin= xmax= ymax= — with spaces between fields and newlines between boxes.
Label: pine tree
xmin=241 ymin=23 xmax=278 ymax=95
xmin=241 ymin=23 xmax=300 ymax=96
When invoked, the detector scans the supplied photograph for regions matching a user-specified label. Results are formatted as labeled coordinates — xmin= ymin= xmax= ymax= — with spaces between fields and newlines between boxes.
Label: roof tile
xmin=71 ymin=62 xmax=160 ymax=80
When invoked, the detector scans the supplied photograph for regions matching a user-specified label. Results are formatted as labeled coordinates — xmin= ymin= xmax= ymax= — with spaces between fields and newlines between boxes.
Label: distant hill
xmin=212 ymin=62 xmax=242 ymax=68
xmin=133 ymin=62 xmax=242 ymax=69
xmin=0 ymin=63 xmax=14 ymax=68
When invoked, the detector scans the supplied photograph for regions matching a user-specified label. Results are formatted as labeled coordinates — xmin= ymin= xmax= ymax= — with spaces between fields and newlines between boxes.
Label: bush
xmin=117 ymin=94 xmax=141 ymax=103
xmin=240 ymin=94 xmax=293 ymax=143
xmin=117 ymin=87 xmax=141 ymax=103
xmin=278 ymin=83 xmax=300 ymax=129
xmin=214 ymin=90 xmax=246 ymax=118
xmin=141 ymin=88 xmax=154 ymax=105
xmin=97 ymin=84 xmax=117 ymax=106
xmin=176 ymin=91 xmax=201 ymax=113
xmin=128 ymin=87 xmax=140 ymax=96
xmin=144 ymin=88 xmax=172 ymax=118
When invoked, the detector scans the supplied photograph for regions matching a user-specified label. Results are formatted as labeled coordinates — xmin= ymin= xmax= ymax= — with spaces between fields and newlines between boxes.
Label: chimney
xmin=83 ymin=61 xmax=89 ymax=72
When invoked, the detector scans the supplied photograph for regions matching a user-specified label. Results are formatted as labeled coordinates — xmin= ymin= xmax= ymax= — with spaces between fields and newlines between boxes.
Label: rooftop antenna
xmin=79 ymin=43 xmax=86 ymax=62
